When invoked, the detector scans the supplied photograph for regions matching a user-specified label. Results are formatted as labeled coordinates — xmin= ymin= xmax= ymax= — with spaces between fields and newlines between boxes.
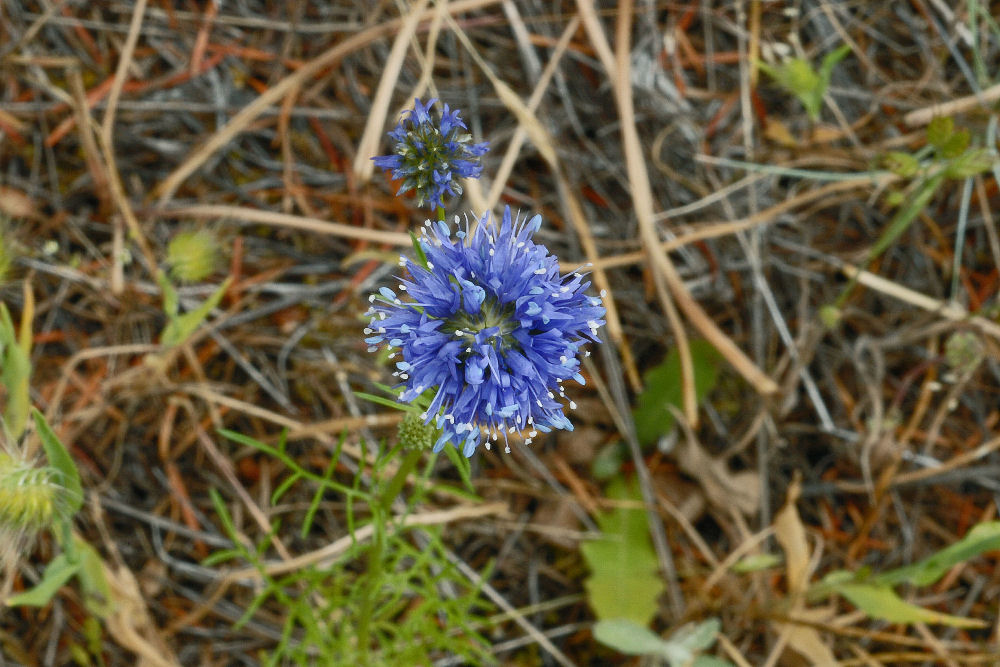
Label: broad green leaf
xmin=161 ymin=277 xmax=232 ymax=347
xmin=835 ymin=582 xmax=984 ymax=628
xmin=593 ymin=619 xmax=669 ymax=656
xmin=633 ymin=340 xmax=721 ymax=445
xmin=939 ymin=128 xmax=970 ymax=159
xmin=580 ymin=478 xmax=664 ymax=625
xmin=877 ymin=521 xmax=1000 ymax=587
xmin=6 ymin=552 xmax=80 ymax=607
xmin=32 ymin=409 xmax=82 ymax=516
xmin=671 ymin=618 xmax=721 ymax=652
xmin=926 ymin=116 xmax=954 ymax=151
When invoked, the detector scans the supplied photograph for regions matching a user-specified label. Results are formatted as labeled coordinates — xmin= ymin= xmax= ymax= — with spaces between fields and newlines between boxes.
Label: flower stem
xmin=381 ymin=448 xmax=422 ymax=511
xmin=355 ymin=447 xmax=422 ymax=663
xmin=436 ymin=206 xmax=446 ymax=222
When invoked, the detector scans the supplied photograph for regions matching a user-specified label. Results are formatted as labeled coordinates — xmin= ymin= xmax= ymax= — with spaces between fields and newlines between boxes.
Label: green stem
xmin=381 ymin=448 xmax=422 ymax=513
xmin=355 ymin=448 xmax=422 ymax=663
xmin=436 ymin=206 xmax=446 ymax=222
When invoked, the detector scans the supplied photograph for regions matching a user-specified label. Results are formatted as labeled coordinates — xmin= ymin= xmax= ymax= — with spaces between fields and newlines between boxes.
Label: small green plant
xmin=0 ymin=295 xmax=109 ymax=625
xmin=4 ymin=411 xmax=111 ymax=618
xmin=0 ymin=412 xmax=80 ymax=575
xmin=811 ymin=521 xmax=1000 ymax=628
xmin=758 ymin=45 xmax=851 ymax=120
xmin=582 ymin=478 xmax=732 ymax=664
xmin=156 ymin=271 xmax=231 ymax=347
xmin=206 ymin=430 xmax=493 ymax=665
xmin=832 ymin=116 xmax=997 ymax=311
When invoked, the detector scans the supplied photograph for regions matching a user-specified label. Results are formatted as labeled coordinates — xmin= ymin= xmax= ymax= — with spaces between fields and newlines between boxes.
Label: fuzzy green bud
xmin=819 ymin=304 xmax=842 ymax=330
xmin=168 ymin=229 xmax=220 ymax=283
xmin=944 ymin=330 xmax=983 ymax=376
xmin=0 ymin=451 xmax=74 ymax=570
xmin=397 ymin=413 xmax=439 ymax=452
xmin=0 ymin=452 xmax=70 ymax=533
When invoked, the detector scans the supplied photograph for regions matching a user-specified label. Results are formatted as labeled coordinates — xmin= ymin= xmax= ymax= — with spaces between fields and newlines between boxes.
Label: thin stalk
xmin=354 ymin=447 xmax=422 ymax=663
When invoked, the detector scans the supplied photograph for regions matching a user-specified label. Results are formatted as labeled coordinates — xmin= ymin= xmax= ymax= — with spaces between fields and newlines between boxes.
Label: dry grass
xmin=2 ymin=0 xmax=1000 ymax=664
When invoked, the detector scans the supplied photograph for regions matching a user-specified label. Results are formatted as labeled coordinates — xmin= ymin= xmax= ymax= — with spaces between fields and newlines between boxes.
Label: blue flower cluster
xmin=372 ymin=98 xmax=489 ymax=210
xmin=365 ymin=207 xmax=606 ymax=456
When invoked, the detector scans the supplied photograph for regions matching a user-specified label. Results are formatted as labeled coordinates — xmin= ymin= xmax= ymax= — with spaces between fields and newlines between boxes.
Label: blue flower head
xmin=372 ymin=98 xmax=489 ymax=210
xmin=365 ymin=207 xmax=606 ymax=457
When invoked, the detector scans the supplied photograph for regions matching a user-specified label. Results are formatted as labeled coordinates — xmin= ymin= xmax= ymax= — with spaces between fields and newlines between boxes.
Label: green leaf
xmin=6 ymin=552 xmax=80 ymax=607
xmin=883 ymin=151 xmax=920 ymax=178
xmin=409 ymin=230 xmax=429 ymax=270
xmin=926 ymin=116 xmax=954 ymax=151
xmin=161 ymin=277 xmax=232 ymax=347
xmin=633 ymin=340 xmax=721 ymax=445
xmin=834 ymin=582 xmax=985 ymax=628
xmin=591 ymin=442 xmax=626 ymax=480
xmin=877 ymin=521 xmax=1000 ymax=587
xmin=593 ymin=619 xmax=668 ymax=656
xmin=939 ymin=128 xmax=970 ymax=159
xmin=671 ymin=618 xmax=720 ymax=652
xmin=0 ymin=303 xmax=31 ymax=438
xmin=353 ymin=391 xmax=411 ymax=412
xmin=945 ymin=148 xmax=996 ymax=179
xmin=32 ymin=409 xmax=83 ymax=516
xmin=732 ymin=552 xmax=783 ymax=573
xmin=76 ymin=538 xmax=114 ymax=618
xmin=659 ymin=619 xmax=726 ymax=667
xmin=869 ymin=171 xmax=945 ymax=259
xmin=818 ymin=45 xmax=851 ymax=86
xmin=580 ymin=478 xmax=664 ymax=625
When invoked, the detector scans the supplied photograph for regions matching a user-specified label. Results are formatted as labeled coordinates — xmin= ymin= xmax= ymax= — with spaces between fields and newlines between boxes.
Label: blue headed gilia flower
xmin=365 ymin=207 xmax=605 ymax=457
xmin=372 ymin=98 xmax=489 ymax=210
